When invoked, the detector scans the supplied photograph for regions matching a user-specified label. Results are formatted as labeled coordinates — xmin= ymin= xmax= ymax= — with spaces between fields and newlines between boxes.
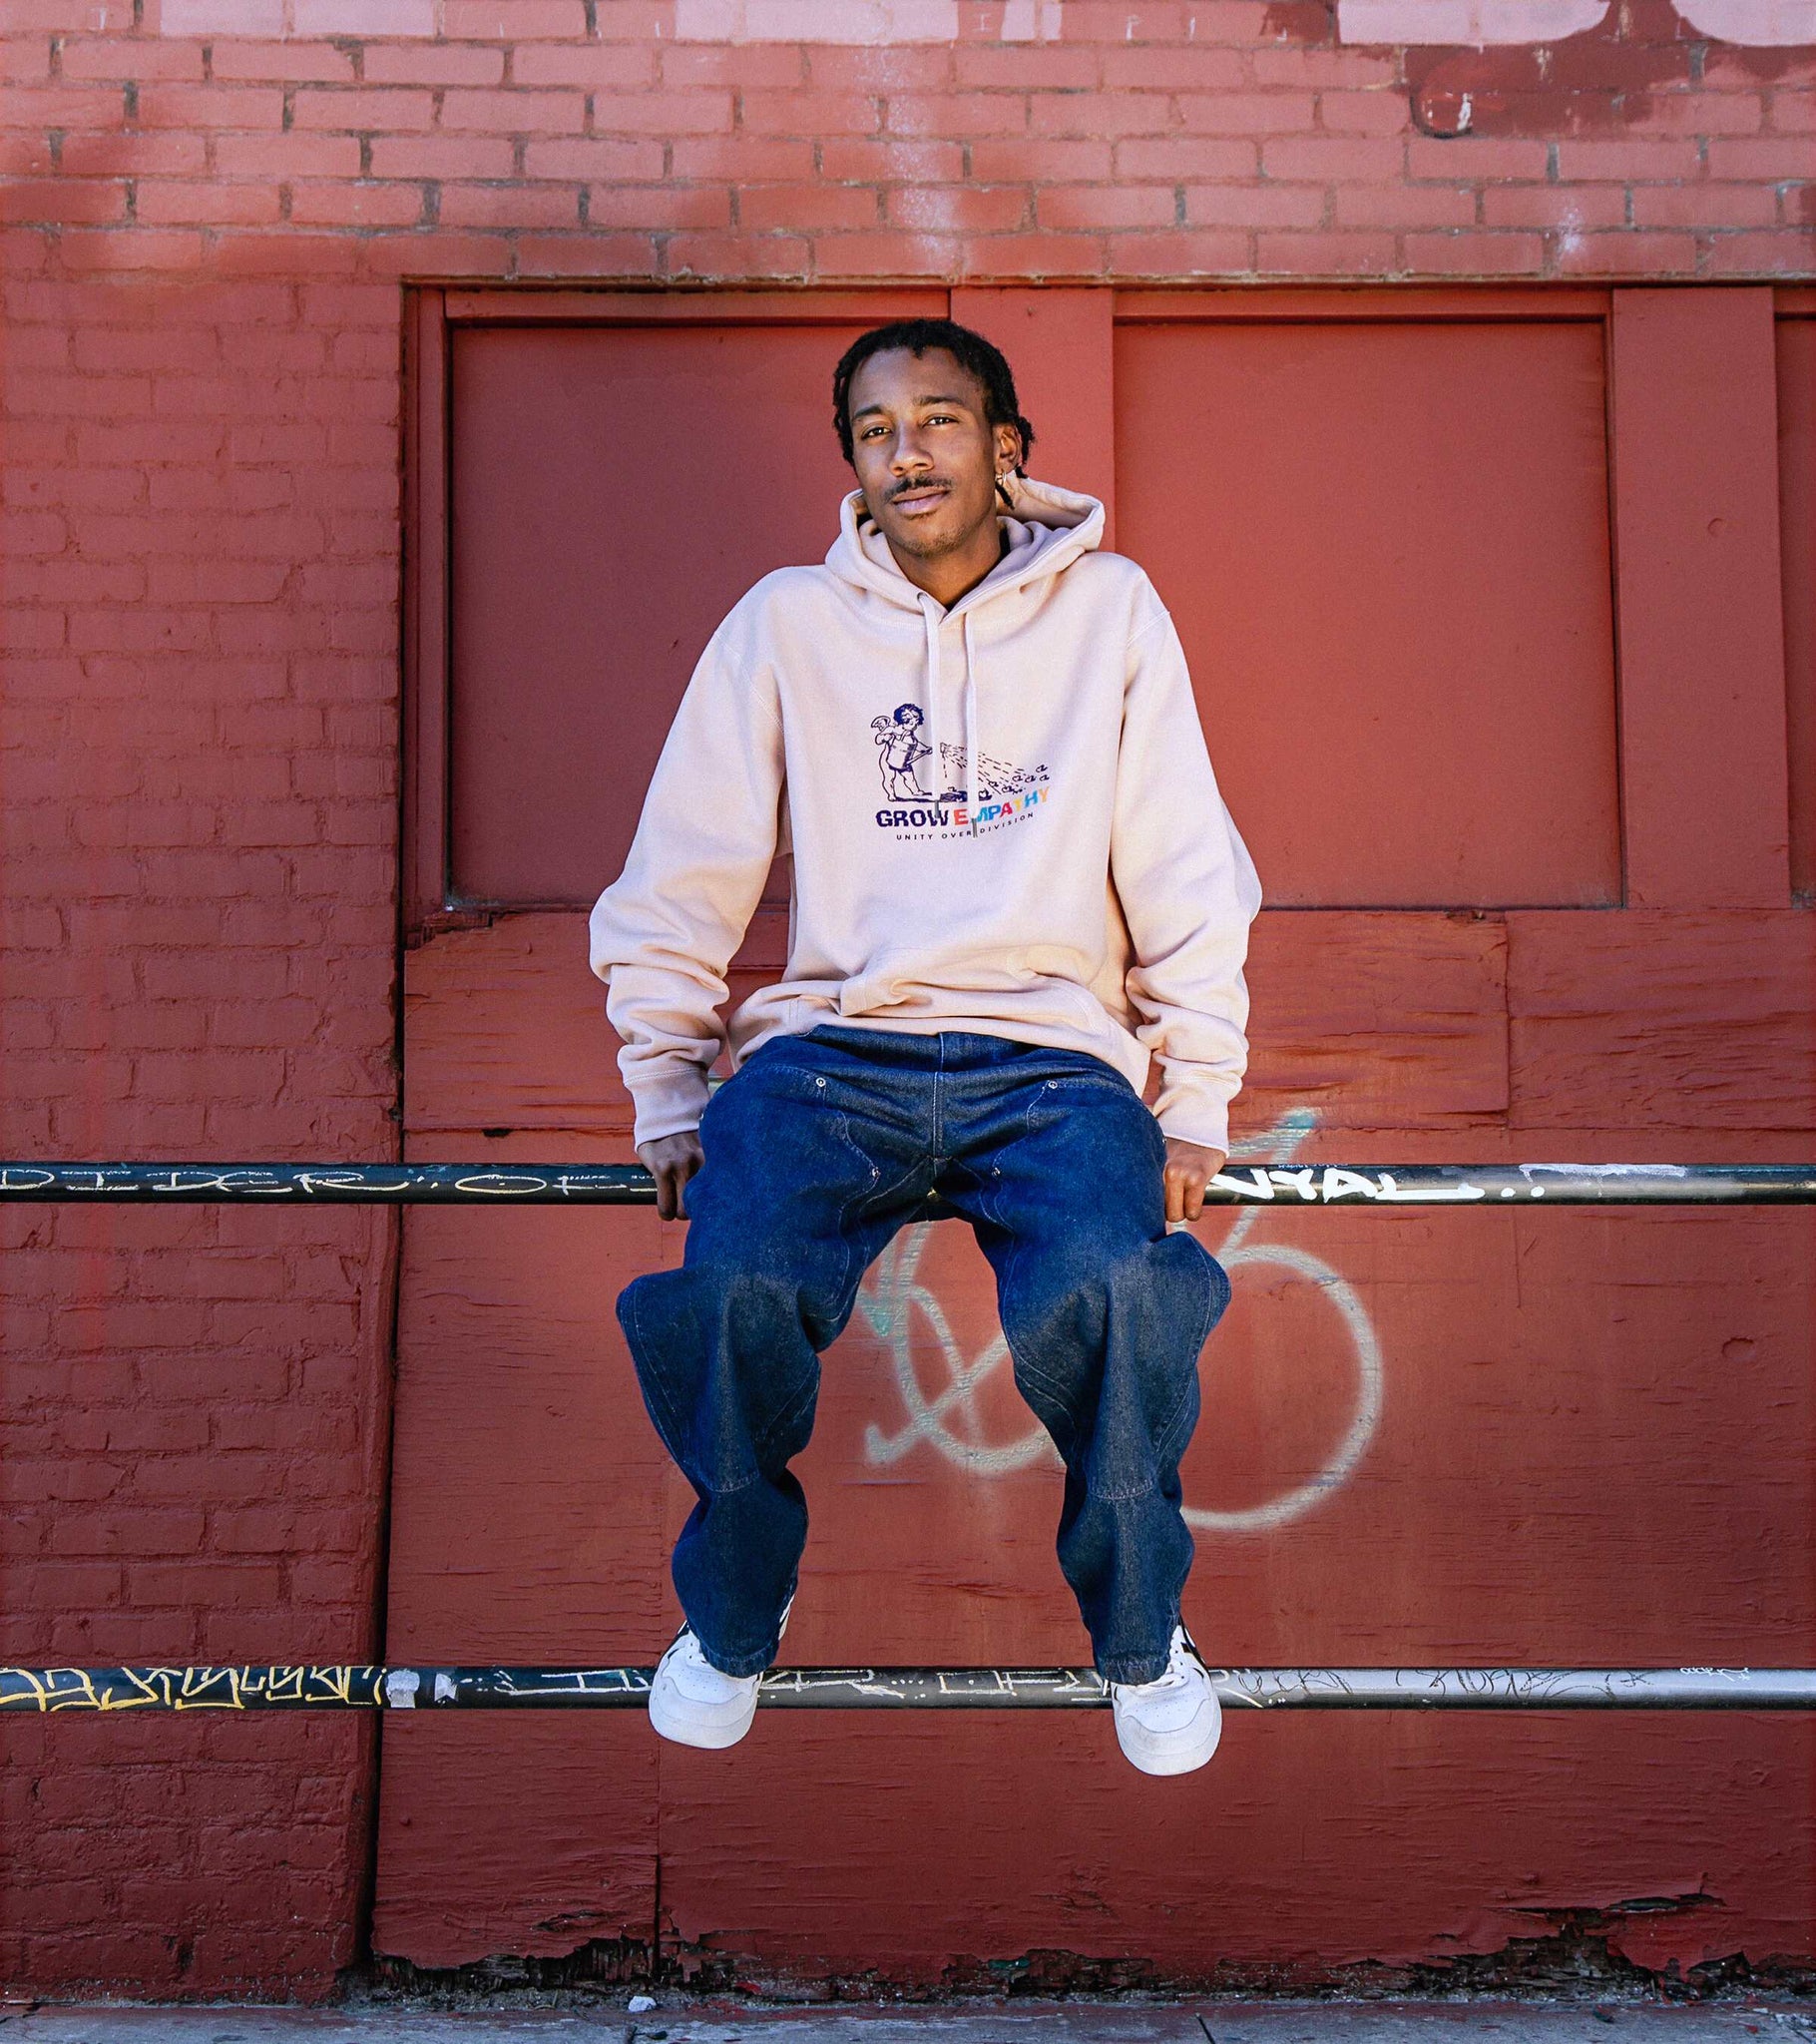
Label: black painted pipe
xmin=1 ymin=1162 xmax=1812 ymax=1207
xmin=4 ymin=1666 xmax=1814 ymax=1713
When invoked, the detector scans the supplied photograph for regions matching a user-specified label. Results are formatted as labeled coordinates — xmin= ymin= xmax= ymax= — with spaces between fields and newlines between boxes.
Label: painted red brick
xmin=660 ymin=43 xmax=802 ymax=88
xmin=58 ymin=39 xmax=204 ymax=82
xmin=1705 ymin=228 xmax=1816 ymax=268
xmin=1035 ymin=183 xmax=1176 ymax=230
xmin=805 ymin=45 xmax=951 ymax=91
xmin=509 ymin=43 xmax=657 ymax=88
xmin=1104 ymin=45 xmax=1250 ymax=88
xmin=209 ymin=42 xmax=361 ymax=83
xmin=591 ymin=87 xmax=733 ymax=133
xmin=1708 ymin=134 xmax=1816 ymax=177
xmin=669 ymin=135 xmax=816 ymax=179
xmin=359 ymin=43 xmax=504 ymax=85
xmin=1400 ymin=228 xmax=1549 ymax=270
xmin=803 ymin=229 xmax=961 ymax=277
xmin=1554 ymin=226 xmax=1698 ymax=270
xmin=442 ymin=184 xmax=585 ymax=229
xmin=1482 ymin=185 xmax=1630 ymax=228
xmin=1337 ymin=183 xmax=1478 ymax=226
xmin=288 ymin=86 xmax=436 ymax=131
xmin=891 ymin=183 xmax=1030 ymax=232
xmin=1262 ymin=135 xmax=1409 ymax=183
xmin=967 ymin=137 xmax=1111 ymax=181
xmin=957 ymin=45 xmax=1101 ymax=88
xmin=1319 ymin=90 xmax=1417 ymax=135
xmin=741 ymin=184 xmax=877 ymax=232
xmin=1177 ymin=92 xmax=1320 ymax=133
xmin=1404 ymin=135 xmax=1552 ymax=181
xmin=1115 ymin=137 xmax=1263 ymax=178
xmin=1632 ymin=182 xmax=1780 ymax=226
xmin=1184 ymin=184 xmax=1329 ymax=226
xmin=439 ymin=87 xmax=587 ymax=132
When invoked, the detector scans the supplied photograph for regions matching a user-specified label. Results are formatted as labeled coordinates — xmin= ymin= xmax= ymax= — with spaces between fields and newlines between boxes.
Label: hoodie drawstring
xmin=961 ymin=611 xmax=979 ymax=839
xmin=920 ymin=594 xmax=983 ymax=838
xmin=918 ymin=594 xmax=943 ymax=812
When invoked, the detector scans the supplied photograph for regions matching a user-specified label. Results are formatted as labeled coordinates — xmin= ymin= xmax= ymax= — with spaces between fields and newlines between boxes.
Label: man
xmin=589 ymin=317 xmax=1261 ymax=1776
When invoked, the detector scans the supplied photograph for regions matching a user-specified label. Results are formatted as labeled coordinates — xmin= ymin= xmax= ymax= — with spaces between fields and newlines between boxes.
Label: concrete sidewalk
xmin=6 ymin=2002 xmax=1813 ymax=2044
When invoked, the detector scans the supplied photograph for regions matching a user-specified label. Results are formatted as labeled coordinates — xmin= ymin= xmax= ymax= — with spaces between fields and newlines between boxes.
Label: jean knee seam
xmin=998 ymin=1327 xmax=1080 ymax=1456
xmin=621 ymin=1283 xmax=682 ymax=1449
xmin=1150 ymin=1246 xmax=1222 ymax=1466
xmin=749 ymin=1344 xmax=825 ymax=1459
xmin=1152 ymin=1374 xmax=1201 ymax=1472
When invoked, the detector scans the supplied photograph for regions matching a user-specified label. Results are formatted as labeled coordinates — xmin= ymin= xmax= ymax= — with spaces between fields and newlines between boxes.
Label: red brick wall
xmin=0 ymin=0 xmax=1813 ymax=279
xmin=0 ymin=0 xmax=1812 ymax=2003
xmin=0 ymin=271 xmax=401 ymax=1997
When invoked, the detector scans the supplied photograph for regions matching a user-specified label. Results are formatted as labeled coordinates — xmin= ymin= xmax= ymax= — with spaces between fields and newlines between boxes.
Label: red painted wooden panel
xmin=447 ymin=317 xmax=934 ymax=908
xmin=654 ymin=1716 xmax=1810 ymax=1986
xmin=380 ymin=924 xmax=1815 ymax=1977
xmin=1610 ymin=288 xmax=1791 ymax=910
xmin=950 ymin=286 xmax=1118 ymax=543
xmin=1778 ymin=315 xmax=1815 ymax=902
xmin=1507 ymin=911 xmax=1816 ymax=1129
xmin=373 ymin=1196 xmax=666 ymax=1968
xmin=1114 ymin=318 xmax=1621 ymax=909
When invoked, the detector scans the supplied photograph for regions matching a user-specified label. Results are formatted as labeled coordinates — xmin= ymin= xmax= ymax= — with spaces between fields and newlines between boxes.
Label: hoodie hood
xmin=824 ymin=474 xmax=1108 ymax=837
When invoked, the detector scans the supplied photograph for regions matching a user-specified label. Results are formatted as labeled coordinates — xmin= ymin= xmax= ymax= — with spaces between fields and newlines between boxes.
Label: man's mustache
xmin=887 ymin=477 xmax=955 ymax=502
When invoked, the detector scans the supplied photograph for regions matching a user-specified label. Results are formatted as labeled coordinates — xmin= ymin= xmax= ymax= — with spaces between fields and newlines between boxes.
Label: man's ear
xmin=995 ymin=423 xmax=1023 ymax=476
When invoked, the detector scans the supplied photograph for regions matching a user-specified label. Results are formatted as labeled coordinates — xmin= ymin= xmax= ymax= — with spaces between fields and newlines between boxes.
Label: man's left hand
xmin=1163 ymin=1137 xmax=1227 ymax=1225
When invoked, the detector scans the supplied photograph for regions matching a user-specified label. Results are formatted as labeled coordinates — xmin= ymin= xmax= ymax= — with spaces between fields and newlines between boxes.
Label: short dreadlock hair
xmin=831 ymin=318 xmax=1036 ymax=472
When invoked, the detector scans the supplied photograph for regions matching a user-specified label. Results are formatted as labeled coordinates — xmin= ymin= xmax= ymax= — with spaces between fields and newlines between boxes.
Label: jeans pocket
xmin=1020 ymin=1067 xmax=1165 ymax=1167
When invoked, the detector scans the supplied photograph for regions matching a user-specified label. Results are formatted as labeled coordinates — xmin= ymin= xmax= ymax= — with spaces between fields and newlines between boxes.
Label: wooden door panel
xmin=1778 ymin=315 xmax=1815 ymax=901
xmin=1115 ymin=318 xmax=1621 ymax=909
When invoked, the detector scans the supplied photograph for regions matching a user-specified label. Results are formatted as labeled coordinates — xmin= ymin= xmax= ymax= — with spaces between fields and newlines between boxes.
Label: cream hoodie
xmin=588 ymin=475 xmax=1262 ymax=1155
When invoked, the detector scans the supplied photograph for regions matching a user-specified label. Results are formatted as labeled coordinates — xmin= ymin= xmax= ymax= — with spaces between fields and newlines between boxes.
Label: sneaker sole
xmin=1114 ymin=1692 xmax=1222 ymax=1776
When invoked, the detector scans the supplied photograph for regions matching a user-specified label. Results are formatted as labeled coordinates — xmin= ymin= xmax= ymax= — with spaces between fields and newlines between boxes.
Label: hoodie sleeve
xmin=1110 ymin=592 xmax=1263 ymax=1157
xmin=587 ymin=599 xmax=785 ymax=1148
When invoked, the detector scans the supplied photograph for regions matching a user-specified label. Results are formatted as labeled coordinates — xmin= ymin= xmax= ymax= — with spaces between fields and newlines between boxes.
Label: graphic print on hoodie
xmin=870 ymin=703 xmax=1051 ymax=836
xmin=588 ymin=474 xmax=1263 ymax=1158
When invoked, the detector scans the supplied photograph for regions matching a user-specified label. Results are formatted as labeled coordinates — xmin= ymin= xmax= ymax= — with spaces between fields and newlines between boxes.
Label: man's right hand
xmin=638 ymin=1130 xmax=703 ymax=1222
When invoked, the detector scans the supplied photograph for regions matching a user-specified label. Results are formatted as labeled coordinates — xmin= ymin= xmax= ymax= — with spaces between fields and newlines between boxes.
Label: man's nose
xmin=888 ymin=429 xmax=933 ymax=472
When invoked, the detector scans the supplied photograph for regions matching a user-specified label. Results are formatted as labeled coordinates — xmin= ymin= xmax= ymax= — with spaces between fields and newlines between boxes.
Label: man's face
xmin=847 ymin=345 xmax=1018 ymax=566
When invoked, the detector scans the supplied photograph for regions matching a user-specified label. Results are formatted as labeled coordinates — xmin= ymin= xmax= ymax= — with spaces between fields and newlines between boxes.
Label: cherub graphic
xmin=872 ymin=704 xmax=934 ymax=800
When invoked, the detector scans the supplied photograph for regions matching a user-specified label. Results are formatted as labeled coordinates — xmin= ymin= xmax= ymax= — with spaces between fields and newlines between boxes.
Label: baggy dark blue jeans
xmin=615 ymin=1024 xmax=1232 ymax=1685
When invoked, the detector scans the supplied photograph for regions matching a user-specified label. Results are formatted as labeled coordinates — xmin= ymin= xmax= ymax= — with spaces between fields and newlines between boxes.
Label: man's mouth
xmin=890 ymin=482 xmax=951 ymax=516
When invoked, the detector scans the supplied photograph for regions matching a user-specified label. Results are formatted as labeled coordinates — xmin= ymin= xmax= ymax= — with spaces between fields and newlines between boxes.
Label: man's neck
xmin=887 ymin=520 xmax=1009 ymax=611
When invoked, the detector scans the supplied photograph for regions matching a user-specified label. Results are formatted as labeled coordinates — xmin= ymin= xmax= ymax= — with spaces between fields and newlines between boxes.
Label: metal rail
xmin=1 ymin=1162 xmax=1813 ymax=1206
xmin=4 ymin=1666 xmax=1814 ymax=1712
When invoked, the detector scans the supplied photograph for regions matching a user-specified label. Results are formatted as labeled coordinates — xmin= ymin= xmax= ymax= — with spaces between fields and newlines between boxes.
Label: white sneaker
xmin=1109 ymin=1624 xmax=1222 ymax=1777
xmin=647 ymin=1598 xmax=791 ymax=1752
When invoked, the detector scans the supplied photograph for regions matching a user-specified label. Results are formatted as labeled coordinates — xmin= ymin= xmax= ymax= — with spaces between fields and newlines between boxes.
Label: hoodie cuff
xmin=1151 ymin=1073 xmax=1234 ymax=1158
xmin=625 ymin=1058 xmax=713 ymax=1152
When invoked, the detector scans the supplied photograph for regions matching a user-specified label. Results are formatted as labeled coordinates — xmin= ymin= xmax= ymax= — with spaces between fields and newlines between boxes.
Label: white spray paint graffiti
xmin=856 ymin=1106 xmax=1385 ymax=1534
